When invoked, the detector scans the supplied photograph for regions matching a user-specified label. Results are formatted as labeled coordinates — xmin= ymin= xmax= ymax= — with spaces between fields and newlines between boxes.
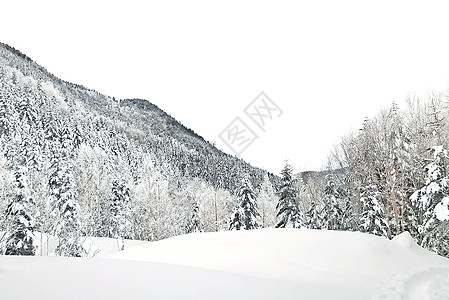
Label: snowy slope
xmin=0 ymin=255 xmax=297 ymax=300
xmin=110 ymin=228 xmax=449 ymax=299
xmin=1 ymin=229 xmax=449 ymax=299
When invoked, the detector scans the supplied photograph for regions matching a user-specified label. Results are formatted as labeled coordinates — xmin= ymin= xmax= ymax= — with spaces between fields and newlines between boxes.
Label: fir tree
xmin=0 ymin=92 xmax=11 ymax=136
xmin=49 ymin=153 xmax=83 ymax=257
xmin=237 ymin=177 xmax=260 ymax=230
xmin=410 ymin=146 xmax=449 ymax=255
xmin=404 ymin=200 xmax=420 ymax=238
xmin=322 ymin=174 xmax=342 ymax=230
xmin=305 ymin=200 xmax=323 ymax=229
xmin=360 ymin=184 xmax=389 ymax=237
xmin=109 ymin=180 xmax=132 ymax=250
xmin=3 ymin=167 xmax=35 ymax=255
xmin=276 ymin=162 xmax=302 ymax=228
xmin=229 ymin=206 xmax=244 ymax=230
xmin=18 ymin=95 xmax=37 ymax=127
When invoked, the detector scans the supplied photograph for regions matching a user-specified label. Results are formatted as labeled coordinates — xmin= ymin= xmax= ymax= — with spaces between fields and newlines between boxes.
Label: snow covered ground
xmin=28 ymin=233 xmax=148 ymax=257
xmin=1 ymin=228 xmax=449 ymax=299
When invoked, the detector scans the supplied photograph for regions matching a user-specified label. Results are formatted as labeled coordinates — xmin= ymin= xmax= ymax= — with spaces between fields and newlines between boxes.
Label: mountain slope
xmin=0 ymin=42 xmax=275 ymax=242
xmin=0 ymin=42 xmax=271 ymax=190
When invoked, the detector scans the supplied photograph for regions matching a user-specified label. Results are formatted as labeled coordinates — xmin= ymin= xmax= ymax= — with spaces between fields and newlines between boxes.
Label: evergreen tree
xmin=410 ymin=146 xmax=449 ymax=255
xmin=187 ymin=203 xmax=203 ymax=233
xmin=229 ymin=206 xmax=244 ymax=230
xmin=49 ymin=153 xmax=83 ymax=257
xmin=3 ymin=167 xmax=35 ymax=255
xmin=305 ymin=200 xmax=323 ymax=229
xmin=404 ymin=199 xmax=420 ymax=238
xmin=360 ymin=184 xmax=389 ymax=237
xmin=322 ymin=174 xmax=342 ymax=230
xmin=276 ymin=162 xmax=302 ymax=228
xmin=0 ymin=91 xmax=12 ymax=136
xmin=109 ymin=180 xmax=132 ymax=250
xmin=18 ymin=95 xmax=37 ymax=127
xmin=237 ymin=177 xmax=260 ymax=230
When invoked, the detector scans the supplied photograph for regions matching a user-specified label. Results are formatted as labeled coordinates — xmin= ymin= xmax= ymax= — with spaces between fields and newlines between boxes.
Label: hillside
xmin=0 ymin=42 xmax=271 ymax=189
xmin=0 ymin=42 xmax=275 ymax=243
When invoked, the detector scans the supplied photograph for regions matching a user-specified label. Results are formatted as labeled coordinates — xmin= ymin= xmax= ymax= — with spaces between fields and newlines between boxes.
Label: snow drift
xmin=1 ymin=228 xmax=449 ymax=299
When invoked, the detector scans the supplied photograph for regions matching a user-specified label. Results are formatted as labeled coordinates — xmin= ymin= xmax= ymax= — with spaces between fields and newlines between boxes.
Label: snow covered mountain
xmin=1 ymin=228 xmax=448 ymax=299
xmin=0 ymin=42 xmax=275 ymax=242
xmin=0 ymin=42 xmax=271 ymax=191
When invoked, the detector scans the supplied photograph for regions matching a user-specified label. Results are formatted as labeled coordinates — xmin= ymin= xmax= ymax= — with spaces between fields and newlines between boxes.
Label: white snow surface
xmin=435 ymin=197 xmax=449 ymax=221
xmin=1 ymin=228 xmax=449 ymax=299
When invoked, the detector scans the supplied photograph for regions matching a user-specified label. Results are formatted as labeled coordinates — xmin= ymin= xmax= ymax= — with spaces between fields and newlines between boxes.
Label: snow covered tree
xmin=258 ymin=173 xmax=277 ymax=228
xmin=229 ymin=206 xmax=244 ymax=230
xmin=3 ymin=167 xmax=35 ymax=255
xmin=276 ymin=162 xmax=303 ymax=228
xmin=229 ymin=177 xmax=260 ymax=230
xmin=305 ymin=200 xmax=323 ymax=229
xmin=381 ymin=101 xmax=423 ymax=237
xmin=237 ymin=177 xmax=260 ymax=230
xmin=321 ymin=174 xmax=342 ymax=230
xmin=49 ymin=154 xmax=83 ymax=257
xmin=359 ymin=184 xmax=389 ymax=237
xmin=109 ymin=180 xmax=132 ymax=250
xmin=410 ymin=146 xmax=449 ymax=255
xmin=339 ymin=198 xmax=355 ymax=231
xmin=0 ymin=91 xmax=12 ymax=136
xmin=187 ymin=203 xmax=203 ymax=233
xmin=18 ymin=95 xmax=38 ymax=128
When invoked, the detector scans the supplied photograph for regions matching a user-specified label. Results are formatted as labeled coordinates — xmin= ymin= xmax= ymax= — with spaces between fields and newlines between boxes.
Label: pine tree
xmin=360 ymin=184 xmax=389 ymax=237
xmin=49 ymin=153 xmax=83 ymax=257
xmin=237 ymin=177 xmax=260 ymax=230
xmin=187 ymin=204 xmax=203 ymax=233
xmin=229 ymin=206 xmax=244 ymax=230
xmin=322 ymin=174 xmax=342 ymax=230
xmin=410 ymin=146 xmax=449 ymax=255
xmin=109 ymin=180 xmax=132 ymax=250
xmin=305 ymin=200 xmax=323 ymax=229
xmin=404 ymin=199 xmax=420 ymax=238
xmin=3 ymin=167 xmax=35 ymax=255
xmin=0 ymin=91 xmax=11 ymax=136
xmin=18 ymin=95 xmax=37 ymax=127
xmin=276 ymin=162 xmax=302 ymax=228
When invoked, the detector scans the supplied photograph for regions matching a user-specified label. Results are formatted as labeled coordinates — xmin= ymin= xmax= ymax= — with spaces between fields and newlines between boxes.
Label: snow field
xmin=1 ymin=228 xmax=449 ymax=299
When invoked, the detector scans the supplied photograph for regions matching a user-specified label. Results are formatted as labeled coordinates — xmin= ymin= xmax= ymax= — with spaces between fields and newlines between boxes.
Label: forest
xmin=0 ymin=42 xmax=448 ymax=258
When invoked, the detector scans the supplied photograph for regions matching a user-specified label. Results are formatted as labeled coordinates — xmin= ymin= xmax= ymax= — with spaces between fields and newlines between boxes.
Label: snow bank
xmin=392 ymin=231 xmax=418 ymax=249
xmin=110 ymin=228 xmax=449 ymax=299
xmin=1 ymin=228 xmax=449 ymax=299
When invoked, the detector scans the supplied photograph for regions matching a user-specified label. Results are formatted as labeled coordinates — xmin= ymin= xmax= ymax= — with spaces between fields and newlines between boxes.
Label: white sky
xmin=2 ymin=1 xmax=449 ymax=174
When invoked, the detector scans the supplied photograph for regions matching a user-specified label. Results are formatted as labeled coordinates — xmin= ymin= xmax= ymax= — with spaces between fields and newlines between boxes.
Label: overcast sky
xmin=2 ymin=1 xmax=449 ymax=174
